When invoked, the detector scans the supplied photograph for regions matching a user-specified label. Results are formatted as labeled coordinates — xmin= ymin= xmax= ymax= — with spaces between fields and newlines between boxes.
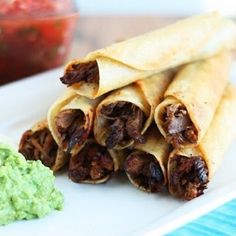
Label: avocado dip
xmin=0 ymin=143 xmax=63 ymax=226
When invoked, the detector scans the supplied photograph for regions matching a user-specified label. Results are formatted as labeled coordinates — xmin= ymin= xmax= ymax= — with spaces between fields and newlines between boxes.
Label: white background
xmin=76 ymin=0 xmax=236 ymax=17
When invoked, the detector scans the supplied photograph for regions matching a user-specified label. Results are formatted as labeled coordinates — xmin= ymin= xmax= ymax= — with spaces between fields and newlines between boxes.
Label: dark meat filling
xmin=163 ymin=104 xmax=197 ymax=148
xmin=101 ymin=102 xmax=146 ymax=149
xmin=169 ymin=155 xmax=209 ymax=200
xmin=124 ymin=151 xmax=164 ymax=192
xmin=19 ymin=128 xmax=58 ymax=168
xmin=60 ymin=61 xmax=99 ymax=86
xmin=55 ymin=109 xmax=88 ymax=153
xmin=68 ymin=142 xmax=114 ymax=182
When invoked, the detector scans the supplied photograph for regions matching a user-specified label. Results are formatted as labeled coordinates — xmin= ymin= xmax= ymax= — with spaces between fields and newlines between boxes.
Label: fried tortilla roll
xmin=19 ymin=120 xmax=67 ymax=172
xmin=68 ymin=138 xmax=126 ymax=184
xmin=48 ymin=89 xmax=101 ymax=155
xmin=154 ymin=53 xmax=231 ymax=148
xmin=94 ymin=72 xmax=173 ymax=149
xmin=60 ymin=12 xmax=236 ymax=98
xmin=168 ymin=85 xmax=236 ymax=200
xmin=124 ymin=128 xmax=171 ymax=193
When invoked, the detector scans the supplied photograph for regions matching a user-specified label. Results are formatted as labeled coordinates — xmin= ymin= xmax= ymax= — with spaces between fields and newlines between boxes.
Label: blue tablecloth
xmin=168 ymin=199 xmax=236 ymax=235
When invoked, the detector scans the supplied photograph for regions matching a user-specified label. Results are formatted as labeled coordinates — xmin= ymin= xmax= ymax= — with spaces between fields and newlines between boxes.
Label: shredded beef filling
xmin=60 ymin=61 xmax=99 ymax=85
xmin=163 ymin=104 xmax=197 ymax=148
xmin=169 ymin=155 xmax=209 ymax=200
xmin=124 ymin=151 xmax=164 ymax=192
xmin=55 ymin=109 xmax=88 ymax=153
xmin=68 ymin=142 xmax=114 ymax=182
xmin=19 ymin=128 xmax=58 ymax=168
xmin=101 ymin=102 xmax=146 ymax=149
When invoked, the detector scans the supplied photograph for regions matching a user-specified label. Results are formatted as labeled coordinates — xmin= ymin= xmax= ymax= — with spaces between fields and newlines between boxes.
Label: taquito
xmin=60 ymin=12 xmax=236 ymax=98
xmin=124 ymin=127 xmax=171 ymax=193
xmin=94 ymin=72 xmax=173 ymax=149
xmin=47 ymin=89 xmax=101 ymax=155
xmin=168 ymin=84 xmax=236 ymax=200
xmin=154 ymin=53 xmax=231 ymax=148
xmin=19 ymin=120 xmax=67 ymax=172
xmin=68 ymin=138 xmax=126 ymax=184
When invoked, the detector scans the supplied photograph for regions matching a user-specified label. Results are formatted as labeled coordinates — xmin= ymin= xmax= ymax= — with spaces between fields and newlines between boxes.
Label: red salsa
xmin=0 ymin=0 xmax=78 ymax=84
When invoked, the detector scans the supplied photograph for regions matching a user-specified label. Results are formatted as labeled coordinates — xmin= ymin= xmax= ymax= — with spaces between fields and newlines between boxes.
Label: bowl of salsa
xmin=0 ymin=0 xmax=78 ymax=84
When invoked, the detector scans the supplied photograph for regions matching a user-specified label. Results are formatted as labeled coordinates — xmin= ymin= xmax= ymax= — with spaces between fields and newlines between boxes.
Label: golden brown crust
xmin=155 ymin=53 xmax=232 ymax=147
xmin=47 ymin=89 xmax=101 ymax=155
xmin=168 ymin=84 xmax=236 ymax=199
xmin=62 ymin=12 xmax=236 ymax=98
xmin=94 ymin=72 xmax=172 ymax=149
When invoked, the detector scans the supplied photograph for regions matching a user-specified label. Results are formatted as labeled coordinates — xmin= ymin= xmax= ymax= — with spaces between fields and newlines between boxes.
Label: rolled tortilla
xmin=47 ymin=89 xmax=101 ymax=155
xmin=154 ymin=53 xmax=232 ymax=148
xmin=94 ymin=71 xmax=173 ymax=149
xmin=60 ymin=12 xmax=236 ymax=98
xmin=124 ymin=127 xmax=171 ymax=193
xmin=168 ymin=84 xmax=236 ymax=200
xmin=18 ymin=120 xmax=67 ymax=172
xmin=68 ymin=138 xmax=127 ymax=184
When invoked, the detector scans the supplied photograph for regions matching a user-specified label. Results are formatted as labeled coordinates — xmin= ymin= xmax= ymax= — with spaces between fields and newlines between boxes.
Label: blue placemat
xmin=167 ymin=199 xmax=236 ymax=235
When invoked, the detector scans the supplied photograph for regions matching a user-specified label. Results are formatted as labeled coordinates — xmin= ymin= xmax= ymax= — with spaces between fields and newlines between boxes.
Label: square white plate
xmin=0 ymin=65 xmax=236 ymax=236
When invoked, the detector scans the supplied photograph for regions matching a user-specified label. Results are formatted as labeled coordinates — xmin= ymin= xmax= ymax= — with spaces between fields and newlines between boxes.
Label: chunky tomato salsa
xmin=0 ymin=0 xmax=78 ymax=84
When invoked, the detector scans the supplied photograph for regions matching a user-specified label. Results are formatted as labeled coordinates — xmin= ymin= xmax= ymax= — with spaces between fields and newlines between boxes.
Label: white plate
xmin=0 ymin=65 xmax=236 ymax=236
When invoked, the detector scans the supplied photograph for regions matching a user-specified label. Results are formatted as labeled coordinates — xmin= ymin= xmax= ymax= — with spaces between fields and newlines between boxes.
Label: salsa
xmin=0 ymin=1 xmax=74 ymax=17
xmin=0 ymin=0 xmax=78 ymax=84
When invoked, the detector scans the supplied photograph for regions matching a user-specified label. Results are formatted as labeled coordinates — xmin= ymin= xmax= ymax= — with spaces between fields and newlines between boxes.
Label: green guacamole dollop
xmin=0 ymin=143 xmax=63 ymax=226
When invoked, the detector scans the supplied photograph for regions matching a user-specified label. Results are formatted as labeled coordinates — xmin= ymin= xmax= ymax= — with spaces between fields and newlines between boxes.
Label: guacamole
xmin=0 ymin=143 xmax=63 ymax=226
